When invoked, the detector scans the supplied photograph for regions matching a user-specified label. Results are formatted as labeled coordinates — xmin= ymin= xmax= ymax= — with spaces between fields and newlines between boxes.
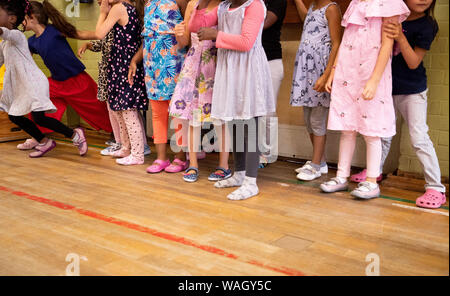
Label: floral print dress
xmin=169 ymin=4 xmax=218 ymax=125
xmin=290 ymin=3 xmax=336 ymax=107
xmin=142 ymin=0 xmax=186 ymax=101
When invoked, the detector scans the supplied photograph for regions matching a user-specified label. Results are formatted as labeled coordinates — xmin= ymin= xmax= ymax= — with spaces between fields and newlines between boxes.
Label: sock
xmin=320 ymin=161 xmax=327 ymax=167
xmin=215 ymin=171 xmax=245 ymax=188
xmin=227 ymin=177 xmax=259 ymax=201
xmin=310 ymin=162 xmax=321 ymax=171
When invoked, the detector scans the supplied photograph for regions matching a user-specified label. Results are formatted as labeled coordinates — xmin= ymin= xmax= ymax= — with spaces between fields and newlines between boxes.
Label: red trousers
xmin=33 ymin=72 xmax=112 ymax=134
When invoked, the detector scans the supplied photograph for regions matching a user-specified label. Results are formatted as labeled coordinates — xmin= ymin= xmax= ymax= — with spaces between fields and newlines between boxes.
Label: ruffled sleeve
xmin=342 ymin=0 xmax=410 ymax=27
xmin=366 ymin=0 xmax=410 ymax=23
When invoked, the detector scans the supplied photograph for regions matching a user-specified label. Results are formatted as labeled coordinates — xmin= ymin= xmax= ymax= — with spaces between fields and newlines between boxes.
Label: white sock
xmin=215 ymin=171 xmax=245 ymax=188
xmin=227 ymin=177 xmax=259 ymax=201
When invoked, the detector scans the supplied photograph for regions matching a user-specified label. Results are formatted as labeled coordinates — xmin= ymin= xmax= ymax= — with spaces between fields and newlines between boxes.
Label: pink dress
xmin=327 ymin=0 xmax=409 ymax=138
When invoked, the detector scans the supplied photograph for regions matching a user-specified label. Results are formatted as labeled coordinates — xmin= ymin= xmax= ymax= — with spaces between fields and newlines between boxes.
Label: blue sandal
xmin=183 ymin=167 xmax=199 ymax=183
xmin=208 ymin=167 xmax=232 ymax=181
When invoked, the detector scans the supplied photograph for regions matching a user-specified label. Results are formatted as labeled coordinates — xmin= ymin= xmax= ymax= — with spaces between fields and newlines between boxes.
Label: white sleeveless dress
xmin=0 ymin=27 xmax=55 ymax=116
xmin=211 ymin=0 xmax=275 ymax=121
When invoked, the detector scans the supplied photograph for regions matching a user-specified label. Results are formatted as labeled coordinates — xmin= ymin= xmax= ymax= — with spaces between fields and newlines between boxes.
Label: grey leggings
xmin=231 ymin=118 xmax=260 ymax=178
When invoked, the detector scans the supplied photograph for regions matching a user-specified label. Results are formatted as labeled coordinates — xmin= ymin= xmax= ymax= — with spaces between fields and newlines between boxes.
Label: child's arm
xmin=0 ymin=27 xmax=25 ymax=45
xmin=384 ymin=22 xmax=429 ymax=70
xmin=175 ymin=0 xmax=196 ymax=49
xmin=362 ymin=17 xmax=396 ymax=101
xmin=293 ymin=0 xmax=308 ymax=23
xmin=128 ymin=44 xmax=144 ymax=85
xmin=313 ymin=4 xmax=342 ymax=93
xmin=77 ymin=0 xmax=125 ymax=40
xmin=197 ymin=1 xmax=264 ymax=52
xmin=176 ymin=0 xmax=189 ymax=16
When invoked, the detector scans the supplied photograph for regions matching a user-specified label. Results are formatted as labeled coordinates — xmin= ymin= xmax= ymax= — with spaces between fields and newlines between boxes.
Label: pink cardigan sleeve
xmin=215 ymin=1 xmax=265 ymax=52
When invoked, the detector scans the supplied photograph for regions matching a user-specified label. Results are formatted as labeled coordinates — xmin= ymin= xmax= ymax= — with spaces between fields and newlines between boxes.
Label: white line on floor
xmin=391 ymin=203 xmax=449 ymax=216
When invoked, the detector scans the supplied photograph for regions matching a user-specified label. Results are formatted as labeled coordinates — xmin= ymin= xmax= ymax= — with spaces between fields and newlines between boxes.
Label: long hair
xmin=0 ymin=0 xmax=30 ymax=29
xmin=133 ymin=0 xmax=145 ymax=28
xmin=28 ymin=0 xmax=78 ymax=38
xmin=424 ymin=0 xmax=439 ymax=35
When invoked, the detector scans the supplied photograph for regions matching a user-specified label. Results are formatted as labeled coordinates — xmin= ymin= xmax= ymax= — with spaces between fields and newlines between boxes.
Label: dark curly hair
xmin=0 ymin=0 xmax=30 ymax=29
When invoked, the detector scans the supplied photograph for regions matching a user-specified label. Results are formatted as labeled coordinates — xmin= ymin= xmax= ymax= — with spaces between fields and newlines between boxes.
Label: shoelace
xmin=357 ymin=182 xmax=376 ymax=192
xmin=301 ymin=164 xmax=318 ymax=175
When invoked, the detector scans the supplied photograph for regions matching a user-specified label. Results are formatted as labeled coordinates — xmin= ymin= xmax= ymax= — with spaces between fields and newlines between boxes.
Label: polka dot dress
xmin=107 ymin=2 xmax=148 ymax=112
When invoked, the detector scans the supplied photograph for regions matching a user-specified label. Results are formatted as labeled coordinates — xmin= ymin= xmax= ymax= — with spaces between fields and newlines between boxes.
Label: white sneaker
xmin=101 ymin=143 xmax=122 ymax=156
xmin=296 ymin=163 xmax=321 ymax=181
xmin=295 ymin=161 xmax=328 ymax=174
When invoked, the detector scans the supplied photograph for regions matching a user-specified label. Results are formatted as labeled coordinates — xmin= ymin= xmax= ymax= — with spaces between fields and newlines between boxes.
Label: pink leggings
xmin=112 ymin=109 xmax=145 ymax=160
xmin=337 ymin=131 xmax=382 ymax=179
xmin=108 ymin=102 xmax=147 ymax=146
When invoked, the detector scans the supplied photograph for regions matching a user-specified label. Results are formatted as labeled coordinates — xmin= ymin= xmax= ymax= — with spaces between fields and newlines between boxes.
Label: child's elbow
xmin=407 ymin=62 xmax=421 ymax=70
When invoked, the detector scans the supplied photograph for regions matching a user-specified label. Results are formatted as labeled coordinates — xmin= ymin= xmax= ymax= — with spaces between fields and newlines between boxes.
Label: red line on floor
xmin=0 ymin=186 xmax=305 ymax=276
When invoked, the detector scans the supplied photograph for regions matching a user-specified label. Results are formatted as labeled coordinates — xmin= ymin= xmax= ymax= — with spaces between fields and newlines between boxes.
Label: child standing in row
xmin=79 ymin=0 xmax=148 ymax=165
xmin=0 ymin=0 xmax=87 ymax=157
xmin=199 ymin=0 xmax=275 ymax=200
xmin=78 ymin=0 xmax=150 ymax=158
xmin=351 ymin=0 xmax=446 ymax=208
xmin=19 ymin=0 xmax=111 ymax=150
xmin=170 ymin=0 xmax=232 ymax=183
xmin=320 ymin=0 xmax=410 ymax=199
xmin=291 ymin=0 xmax=342 ymax=181
xmin=129 ymin=0 xmax=188 ymax=173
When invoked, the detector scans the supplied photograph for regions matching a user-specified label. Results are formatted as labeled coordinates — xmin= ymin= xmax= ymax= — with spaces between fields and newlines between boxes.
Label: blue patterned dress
xmin=290 ymin=2 xmax=336 ymax=107
xmin=142 ymin=0 xmax=187 ymax=101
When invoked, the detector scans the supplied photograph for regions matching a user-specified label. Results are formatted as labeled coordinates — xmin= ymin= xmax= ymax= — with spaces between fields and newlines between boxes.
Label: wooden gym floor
xmin=0 ymin=129 xmax=448 ymax=276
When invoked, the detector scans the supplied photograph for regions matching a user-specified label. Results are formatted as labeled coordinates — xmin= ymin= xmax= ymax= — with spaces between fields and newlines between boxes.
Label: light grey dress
xmin=211 ymin=0 xmax=275 ymax=121
xmin=0 ymin=27 xmax=55 ymax=116
xmin=290 ymin=2 xmax=336 ymax=107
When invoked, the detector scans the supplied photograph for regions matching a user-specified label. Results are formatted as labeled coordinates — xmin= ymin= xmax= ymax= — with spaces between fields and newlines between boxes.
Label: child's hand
xmin=383 ymin=22 xmax=403 ymax=42
xmin=128 ymin=61 xmax=137 ymax=86
xmin=198 ymin=27 xmax=218 ymax=41
xmin=313 ymin=75 xmax=328 ymax=93
xmin=78 ymin=42 xmax=92 ymax=58
xmin=174 ymin=22 xmax=186 ymax=37
xmin=325 ymin=73 xmax=334 ymax=93
xmin=362 ymin=78 xmax=378 ymax=100
xmin=100 ymin=0 xmax=112 ymax=14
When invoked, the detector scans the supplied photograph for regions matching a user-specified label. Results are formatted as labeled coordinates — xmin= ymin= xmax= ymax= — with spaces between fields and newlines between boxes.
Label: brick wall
xmin=397 ymin=1 xmax=449 ymax=179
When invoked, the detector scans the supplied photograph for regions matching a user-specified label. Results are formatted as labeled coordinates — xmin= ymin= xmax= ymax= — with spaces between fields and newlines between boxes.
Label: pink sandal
xmin=146 ymin=159 xmax=171 ymax=174
xmin=165 ymin=158 xmax=189 ymax=173
xmin=416 ymin=189 xmax=447 ymax=209
xmin=350 ymin=169 xmax=383 ymax=183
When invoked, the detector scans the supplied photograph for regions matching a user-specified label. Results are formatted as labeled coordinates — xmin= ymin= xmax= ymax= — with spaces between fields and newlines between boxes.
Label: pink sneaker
xmin=146 ymin=159 xmax=171 ymax=174
xmin=165 ymin=158 xmax=189 ymax=173
xmin=350 ymin=169 xmax=383 ymax=183
xmin=116 ymin=155 xmax=144 ymax=166
xmin=29 ymin=139 xmax=56 ymax=158
xmin=111 ymin=148 xmax=131 ymax=158
xmin=17 ymin=138 xmax=39 ymax=150
xmin=72 ymin=127 xmax=88 ymax=156
xmin=416 ymin=189 xmax=447 ymax=209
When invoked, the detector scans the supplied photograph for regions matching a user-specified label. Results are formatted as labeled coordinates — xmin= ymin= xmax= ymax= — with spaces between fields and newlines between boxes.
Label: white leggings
xmin=337 ymin=131 xmax=382 ymax=179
